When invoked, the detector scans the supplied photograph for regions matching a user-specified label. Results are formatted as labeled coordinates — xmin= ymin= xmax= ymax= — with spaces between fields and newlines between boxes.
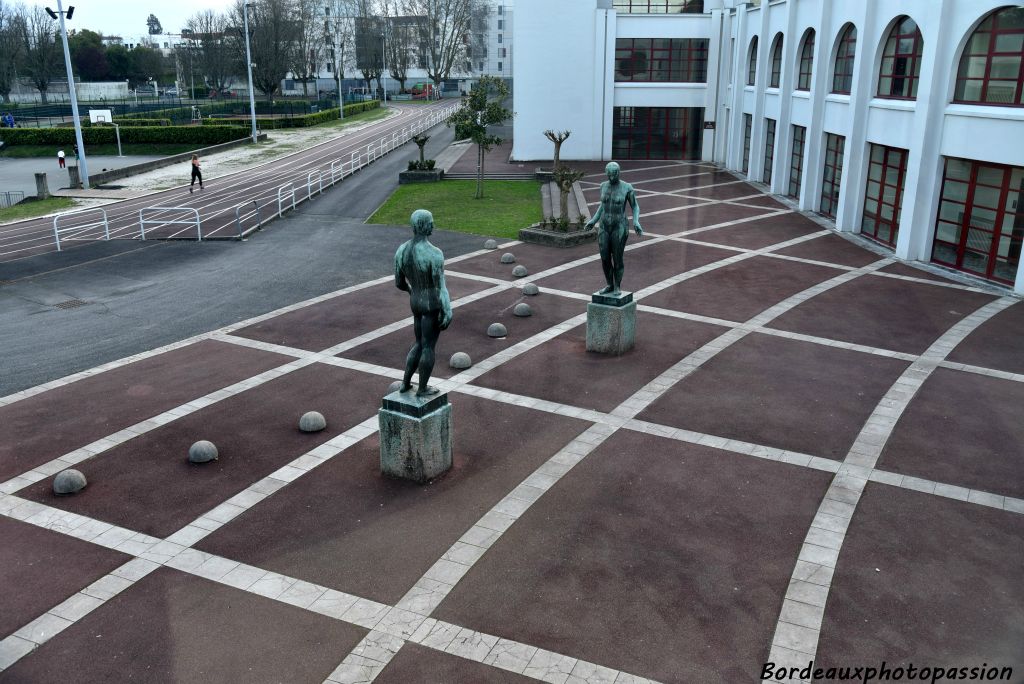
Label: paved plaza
xmin=1 ymin=161 xmax=1022 ymax=683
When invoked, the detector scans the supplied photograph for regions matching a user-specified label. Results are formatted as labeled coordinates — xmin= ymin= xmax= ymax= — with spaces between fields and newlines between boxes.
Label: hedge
xmin=121 ymin=99 xmax=380 ymax=124
xmin=79 ymin=118 xmax=172 ymax=127
xmin=0 ymin=125 xmax=250 ymax=147
xmin=200 ymin=100 xmax=381 ymax=129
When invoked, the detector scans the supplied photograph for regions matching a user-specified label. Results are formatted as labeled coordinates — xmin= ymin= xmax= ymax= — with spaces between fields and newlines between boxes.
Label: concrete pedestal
xmin=379 ymin=390 xmax=453 ymax=483
xmin=586 ymin=290 xmax=636 ymax=355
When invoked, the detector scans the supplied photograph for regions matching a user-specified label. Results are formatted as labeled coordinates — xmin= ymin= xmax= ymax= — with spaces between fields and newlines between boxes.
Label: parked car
xmin=164 ymin=87 xmax=179 ymax=97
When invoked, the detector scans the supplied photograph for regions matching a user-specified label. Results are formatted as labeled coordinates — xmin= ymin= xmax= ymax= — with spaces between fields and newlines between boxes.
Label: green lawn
xmin=368 ymin=180 xmax=541 ymax=239
xmin=0 ymin=196 xmax=76 ymax=222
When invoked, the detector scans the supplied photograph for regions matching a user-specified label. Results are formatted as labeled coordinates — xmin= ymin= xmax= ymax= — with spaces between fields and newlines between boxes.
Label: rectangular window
xmin=788 ymin=125 xmax=806 ymax=198
xmin=498 ymin=34 xmax=503 ymax=43
xmin=615 ymin=38 xmax=709 ymax=83
xmin=498 ymin=20 xmax=503 ymax=29
xmin=612 ymin=107 xmax=704 ymax=160
xmin=932 ymin=158 xmax=1023 ymax=284
xmin=742 ymin=113 xmax=752 ymax=173
xmin=612 ymin=0 xmax=703 ymax=12
xmin=820 ymin=133 xmax=846 ymax=218
xmin=762 ymin=118 xmax=776 ymax=185
xmin=498 ymin=62 xmax=503 ymax=72
xmin=500 ymin=48 xmax=506 ymax=58
xmin=861 ymin=143 xmax=909 ymax=247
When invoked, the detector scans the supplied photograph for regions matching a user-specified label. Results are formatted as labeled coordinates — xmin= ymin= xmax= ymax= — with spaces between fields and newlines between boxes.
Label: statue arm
xmin=628 ymin=187 xmax=643 ymax=235
xmin=585 ymin=201 xmax=602 ymax=230
xmin=394 ymin=247 xmax=409 ymax=292
xmin=435 ymin=256 xmax=453 ymax=330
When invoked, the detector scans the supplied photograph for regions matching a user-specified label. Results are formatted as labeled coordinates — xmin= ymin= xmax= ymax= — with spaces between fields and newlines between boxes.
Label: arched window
xmin=878 ymin=16 xmax=924 ymax=99
xmin=832 ymin=24 xmax=858 ymax=94
xmin=769 ymin=33 xmax=783 ymax=87
xmin=796 ymin=29 xmax=815 ymax=90
xmin=954 ymin=7 xmax=1024 ymax=106
xmin=747 ymin=36 xmax=759 ymax=85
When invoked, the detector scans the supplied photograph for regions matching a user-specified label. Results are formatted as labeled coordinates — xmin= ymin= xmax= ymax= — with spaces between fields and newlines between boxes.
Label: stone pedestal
xmin=67 ymin=165 xmax=82 ymax=189
xmin=379 ymin=390 xmax=453 ymax=483
xmin=35 ymin=172 xmax=50 ymax=199
xmin=586 ymin=290 xmax=636 ymax=355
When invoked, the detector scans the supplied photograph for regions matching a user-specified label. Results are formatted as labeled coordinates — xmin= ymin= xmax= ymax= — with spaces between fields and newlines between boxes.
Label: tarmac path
xmin=0 ymin=101 xmax=458 ymax=264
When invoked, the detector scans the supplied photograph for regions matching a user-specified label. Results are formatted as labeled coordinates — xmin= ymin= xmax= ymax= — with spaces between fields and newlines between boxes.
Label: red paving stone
xmin=340 ymin=289 xmax=584 ymax=380
xmin=433 ymin=430 xmax=833 ymax=683
xmin=643 ymin=201 xmax=772 ymax=233
xmin=0 ymin=517 xmax=130 ymax=639
xmin=536 ymin=239 xmax=735 ymax=296
xmin=0 ymin=340 xmax=290 ymax=484
xmin=817 ymin=484 xmax=1024 ymax=673
xmin=230 ymin=276 xmax=491 ymax=352
xmin=377 ymin=643 xmax=536 ymax=683
xmin=768 ymin=277 xmax=997 ymax=355
xmin=19 ymin=363 xmax=387 ymax=537
xmin=447 ymin=241 xmax=595 ymax=281
xmin=878 ymin=261 xmax=962 ymax=283
xmin=680 ymin=180 xmax=766 ymax=200
xmin=695 ymin=212 xmax=822 ymax=250
xmin=638 ymin=333 xmax=909 ymax=459
xmin=474 ymin=313 xmax=725 ymax=413
xmin=640 ymin=254 xmax=839 ymax=322
xmin=0 ymin=567 xmax=366 ymax=684
xmin=947 ymin=301 xmax=1024 ymax=375
xmin=876 ymin=368 xmax=1024 ymax=499
xmin=195 ymin=395 xmax=590 ymax=604
xmin=772 ymin=232 xmax=880 ymax=267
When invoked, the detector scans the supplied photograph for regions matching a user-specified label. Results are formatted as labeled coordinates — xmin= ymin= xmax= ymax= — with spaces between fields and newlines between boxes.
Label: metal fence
xmin=0 ymin=191 xmax=25 ymax=209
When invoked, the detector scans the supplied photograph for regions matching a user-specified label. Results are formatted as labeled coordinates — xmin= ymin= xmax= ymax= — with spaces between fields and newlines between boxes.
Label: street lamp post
xmin=46 ymin=0 xmax=89 ymax=189
xmin=381 ymin=30 xmax=387 ymax=104
xmin=243 ymin=2 xmax=259 ymax=144
xmin=325 ymin=4 xmax=343 ymax=120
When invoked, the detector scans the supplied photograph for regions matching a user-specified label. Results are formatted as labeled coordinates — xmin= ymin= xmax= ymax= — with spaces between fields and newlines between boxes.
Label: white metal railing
xmin=234 ymin=199 xmax=261 ymax=238
xmin=277 ymin=182 xmax=296 ymax=217
xmin=330 ymin=158 xmax=344 ymax=184
xmin=138 ymin=207 xmax=201 ymax=240
xmin=52 ymin=208 xmax=111 ymax=250
xmin=307 ymin=170 xmax=323 ymax=200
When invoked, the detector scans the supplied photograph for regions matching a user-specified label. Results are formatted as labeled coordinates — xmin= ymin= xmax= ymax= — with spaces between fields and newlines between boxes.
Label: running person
xmin=189 ymin=154 xmax=203 ymax=193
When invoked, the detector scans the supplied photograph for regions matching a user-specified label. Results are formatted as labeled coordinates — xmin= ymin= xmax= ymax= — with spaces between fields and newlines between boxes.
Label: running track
xmin=0 ymin=101 xmax=460 ymax=264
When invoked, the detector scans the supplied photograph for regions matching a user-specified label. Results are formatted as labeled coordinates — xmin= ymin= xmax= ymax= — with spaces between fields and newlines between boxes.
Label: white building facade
xmin=512 ymin=0 xmax=1024 ymax=293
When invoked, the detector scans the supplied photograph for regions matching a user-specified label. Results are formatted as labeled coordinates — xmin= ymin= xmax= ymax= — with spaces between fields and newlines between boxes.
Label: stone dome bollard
xmin=513 ymin=303 xmax=533 ymax=317
xmin=53 ymin=469 xmax=87 ymax=495
xmin=500 ymin=253 xmax=515 ymax=264
xmin=522 ymin=283 xmax=540 ymax=296
xmin=484 ymin=239 xmax=498 ymax=250
xmin=189 ymin=440 xmax=219 ymax=464
xmin=387 ymin=380 xmax=404 ymax=395
xmin=299 ymin=411 xmax=327 ymax=433
xmin=487 ymin=323 xmax=508 ymax=338
xmin=450 ymin=352 xmax=472 ymax=369
xmin=512 ymin=265 xmax=528 ymax=277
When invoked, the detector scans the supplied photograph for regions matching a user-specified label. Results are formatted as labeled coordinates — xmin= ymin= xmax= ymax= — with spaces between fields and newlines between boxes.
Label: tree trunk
xmin=475 ymin=144 xmax=484 ymax=199
xmin=301 ymin=79 xmax=309 ymax=97
xmin=553 ymin=141 xmax=561 ymax=170
xmin=560 ymin=186 xmax=569 ymax=222
xmin=418 ymin=143 xmax=425 ymax=164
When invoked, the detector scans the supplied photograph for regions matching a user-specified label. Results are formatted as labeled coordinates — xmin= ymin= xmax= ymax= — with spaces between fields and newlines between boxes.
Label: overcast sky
xmin=21 ymin=0 xmax=237 ymax=40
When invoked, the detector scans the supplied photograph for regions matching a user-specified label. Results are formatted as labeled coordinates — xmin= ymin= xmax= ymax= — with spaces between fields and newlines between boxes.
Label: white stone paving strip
xmin=765 ymin=296 xmax=1021 ymax=683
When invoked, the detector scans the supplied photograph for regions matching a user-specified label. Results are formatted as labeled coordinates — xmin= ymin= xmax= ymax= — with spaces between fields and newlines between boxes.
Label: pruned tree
xmin=233 ymin=0 xmax=299 ymax=103
xmin=0 ymin=2 xmax=26 ymax=103
xmin=447 ymin=75 xmax=510 ymax=199
xmin=552 ymin=166 xmax=585 ymax=226
xmin=185 ymin=10 xmax=237 ymax=96
xmin=20 ymin=5 xmax=61 ymax=103
xmin=403 ymin=0 xmax=482 ymax=89
xmin=543 ymin=130 xmax=571 ymax=171
xmin=146 ymin=14 xmax=163 ymax=35
xmin=290 ymin=0 xmax=323 ymax=97
xmin=412 ymin=133 xmax=429 ymax=164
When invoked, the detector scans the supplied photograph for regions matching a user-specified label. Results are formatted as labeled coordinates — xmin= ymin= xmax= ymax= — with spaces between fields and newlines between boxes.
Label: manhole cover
xmin=53 ymin=299 xmax=88 ymax=310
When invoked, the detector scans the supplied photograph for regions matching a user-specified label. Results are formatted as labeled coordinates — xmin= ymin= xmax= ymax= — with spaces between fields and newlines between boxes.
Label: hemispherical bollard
xmin=53 ymin=469 xmax=87 ymax=495
xmin=189 ymin=440 xmax=219 ymax=464
xmin=484 ymin=239 xmax=498 ymax=250
xmin=512 ymin=265 xmax=528 ymax=277
xmin=299 ymin=411 xmax=327 ymax=433
xmin=513 ymin=303 xmax=533 ymax=317
xmin=522 ymin=283 xmax=540 ymax=296
xmin=500 ymin=253 xmax=516 ymax=264
xmin=450 ymin=351 xmax=472 ymax=369
xmin=487 ymin=322 xmax=508 ymax=338
xmin=387 ymin=380 xmax=404 ymax=395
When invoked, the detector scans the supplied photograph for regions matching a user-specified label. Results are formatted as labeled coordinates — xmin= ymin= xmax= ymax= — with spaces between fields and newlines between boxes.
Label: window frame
xmin=747 ymin=36 xmax=759 ymax=86
xmin=877 ymin=16 xmax=924 ymax=100
xmin=612 ymin=106 xmax=704 ymax=160
xmin=614 ymin=38 xmax=710 ymax=83
xmin=742 ymin=113 xmax=752 ymax=173
xmin=953 ymin=7 xmax=1024 ymax=107
xmin=820 ymin=133 xmax=846 ymax=219
xmin=861 ymin=144 xmax=909 ymax=247
xmin=769 ymin=33 xmax=783 ymax=88
xmin=788 ymin=125 xmax=807 ymax=198
xmin=831 ymin=24 xmax=857 ymax=94
xmin=796 ymin=29 xmax=815 ymax=91
xmin=762 ymin=118 xmax=777 ymax=185
xmin=612 ymin=0 xmax=703 ymax=13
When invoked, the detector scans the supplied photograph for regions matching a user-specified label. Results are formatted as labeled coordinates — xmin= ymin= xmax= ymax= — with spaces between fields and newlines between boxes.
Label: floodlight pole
xmin=52 ymin=0 xmax=89 ymax=188
xmin=325 ymin=4 xmax=343 ymax=120
xmin=243 ymin=3 xmax=259 ymax=144
xmin=381 ymin=29 xmax=387 ymax=103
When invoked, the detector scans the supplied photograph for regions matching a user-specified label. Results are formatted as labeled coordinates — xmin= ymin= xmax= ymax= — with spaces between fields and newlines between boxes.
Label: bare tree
xmin=353 ymin=0 xmax=382 ymax=94
xmin=185 ymin=10 xmax=237 ymax=96
xmin=291 ymin=0 xmax=323 ymax=97
xmin=0 ymin=2 xmax=26 ymax=103
xmin=20 ymin=5 xmax=61 ymax=103
xmin=381 ymin=0 xmax=418 ymax=93
xmin=233 ymin=0 xmax=300 ymax=103
xmin=403 ymin=0 xmax=481 ymax=88
xmin=543 ymin=130 xmax=571 ymax=171
xmin=324 ymin=0 xmax=357 ymax=83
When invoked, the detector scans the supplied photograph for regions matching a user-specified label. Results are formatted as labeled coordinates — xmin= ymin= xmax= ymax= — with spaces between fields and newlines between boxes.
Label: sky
xmin=21 ymin=0 xmax=237 ymax=40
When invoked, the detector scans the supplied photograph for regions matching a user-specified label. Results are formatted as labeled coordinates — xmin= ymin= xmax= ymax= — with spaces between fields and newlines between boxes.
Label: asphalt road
xmin=0 ymin=101 xmax=460 ymax=263
xmin=0 ymin=116 xmax=487 ymax=396
xmin=0 ymin=155 xmax=165 ymax=198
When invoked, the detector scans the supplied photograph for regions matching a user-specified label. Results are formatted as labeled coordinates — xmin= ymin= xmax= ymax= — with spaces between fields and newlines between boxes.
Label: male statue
xmin=395 ymin=209 xmax=453 ymax=396
xmin=584 ymin=162 xmax=644 ymax=294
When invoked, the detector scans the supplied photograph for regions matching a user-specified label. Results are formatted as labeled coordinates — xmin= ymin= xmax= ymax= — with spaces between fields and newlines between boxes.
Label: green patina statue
xmin=395 ymin=209 xmax=453 ymax=396
xmin=584 ymin=162 xmax=644 ymax=294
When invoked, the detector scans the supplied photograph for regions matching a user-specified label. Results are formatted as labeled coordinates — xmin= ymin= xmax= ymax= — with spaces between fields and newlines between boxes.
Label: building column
xmin=703 ymin=8 xmax=726 ymax=162
xmin=894 ymin=0 xmax=955 ymax=262
xmin=836 ymin=0 xmax=876 ymax=234
xmin=771 ymin=1 xmax=799 ymax=196
xmin=748 ymin=3 xmax=770 ymax=184
xmin=798 ymin=0 xmax=833 ymax=211
xmin=727 ymin=5 xmax=750 ymax=174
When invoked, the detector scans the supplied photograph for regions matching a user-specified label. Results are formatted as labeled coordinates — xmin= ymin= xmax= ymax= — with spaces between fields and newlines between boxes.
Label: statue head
xmin=411 ymin=209 xmax=434 ymax=236
xmin=605 ymin=161 xmax=621 ymax=182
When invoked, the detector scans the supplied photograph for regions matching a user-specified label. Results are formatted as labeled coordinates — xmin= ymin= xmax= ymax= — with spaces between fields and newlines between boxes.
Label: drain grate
xmin=53 ymin=299 xmax=89 ymax=310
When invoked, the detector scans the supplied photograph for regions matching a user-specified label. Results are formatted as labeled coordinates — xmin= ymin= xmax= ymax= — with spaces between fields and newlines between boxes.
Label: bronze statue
xmin=395 ymin=209 xmax=453 ymax=396
xmin=584 ymin=162 xmax=643 ymax=294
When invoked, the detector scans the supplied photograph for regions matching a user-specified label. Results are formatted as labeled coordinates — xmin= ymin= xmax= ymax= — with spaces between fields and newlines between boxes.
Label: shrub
xmin=0 ymin=125 xmax=249 ymax=147
xmin=80 ymin=118 xmax=171 ymax=127
xmin=407 ymin=159 xmax=436 ymax=171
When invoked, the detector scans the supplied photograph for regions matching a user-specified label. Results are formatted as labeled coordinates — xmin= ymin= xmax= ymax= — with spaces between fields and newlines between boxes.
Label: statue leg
xmin=598 ymin=229 xmax=615 ymax=294
xmin=401 ymin=315 xmax=423 ymax=392
xmin=416 ymin=312 xmax=442 ymax=396
xmin=612 ymin=227 xmax=628 ymax=291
